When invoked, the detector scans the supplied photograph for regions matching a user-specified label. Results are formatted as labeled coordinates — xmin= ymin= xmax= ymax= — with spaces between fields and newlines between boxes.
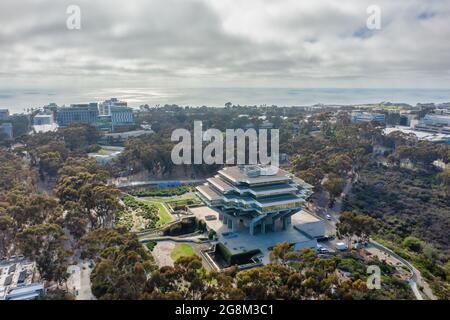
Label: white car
xmin=336 ymin=242 xmax=349 ymax=251
xmin=318 ymin=247 xmax=329 ymax=254
xmin=326 ymin=214 xmax=332 ymax=220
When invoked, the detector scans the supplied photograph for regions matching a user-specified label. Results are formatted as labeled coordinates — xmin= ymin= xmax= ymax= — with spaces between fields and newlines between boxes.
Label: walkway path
xmin=369 ymin=239 xmax=437 ymax=300
xmin=309 ymin=172 xmax=436 ymax=300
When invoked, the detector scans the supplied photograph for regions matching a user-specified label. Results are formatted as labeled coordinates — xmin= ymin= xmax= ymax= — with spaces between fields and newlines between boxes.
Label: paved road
xmin=67 ymin=262 xmax=95 ymax=300
xmin=368 ymin=240 xmax=423 ymax=300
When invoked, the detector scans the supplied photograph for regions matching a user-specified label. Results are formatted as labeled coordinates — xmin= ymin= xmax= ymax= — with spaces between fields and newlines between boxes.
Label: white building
xmin=32 ymin=111 xmax=58 ymax=133
xmin=0 ymin=257 xmax=45 ymax=300
xmin=33 ymin=112 xmax=54 ymax=125
xmin=351 ymin=112 xmax=386 ymax=123
xmin=421 ymin=114 xmax=450 ymax=127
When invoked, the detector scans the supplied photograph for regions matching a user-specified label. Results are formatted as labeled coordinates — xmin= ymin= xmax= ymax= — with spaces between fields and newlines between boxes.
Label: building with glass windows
xmin=196 ymin=165 xmax=313 ymax=236
xmin=56 ymin=103 xmax=99 ymax=127
xmin=110 ymin=106 xmax=135 ymax=132
xmin=351 ymin=112 xmax=386 ymax=124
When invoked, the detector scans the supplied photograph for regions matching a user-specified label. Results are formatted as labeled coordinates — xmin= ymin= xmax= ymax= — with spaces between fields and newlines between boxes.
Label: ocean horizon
xmin=1 ymin=87 xmax=450 ymax=114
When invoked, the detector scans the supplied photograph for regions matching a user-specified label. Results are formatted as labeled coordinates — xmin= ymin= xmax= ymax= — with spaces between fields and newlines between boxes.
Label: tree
xmin=38 ymin=151 xmax=64 ymax=178
xmin=78 ymin=229 xmax=155 ymax=300
xmin=63 ymin=202 xmax=89 ymax=239
xmin=80 ymin=185 xmax=122 ymax=229
xmin=438 ymin=169 xmax=450 ymax=197
xmin=17 ymin=224 xmax=71 ymax=283
xmin=336 ymin=212 xmax=378 ymax=246
xmin=10 ymin=114 xmax=30 ymax=137
xmin=269 ymin=242 xmax=293 ymax=264
xmin=402 ymin=236 xmax=424 ymax=253
xmin=59 ymin=124 xmax=99 ymax=151
xmin=0 ymin=210 xmax=15 ymax=258
xmin=323 ymin=174 xmax=344 ymax=207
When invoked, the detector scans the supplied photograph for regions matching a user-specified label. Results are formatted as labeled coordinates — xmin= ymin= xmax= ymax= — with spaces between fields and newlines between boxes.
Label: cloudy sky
xmin=1 ymin=0 xmax=450 ymax=107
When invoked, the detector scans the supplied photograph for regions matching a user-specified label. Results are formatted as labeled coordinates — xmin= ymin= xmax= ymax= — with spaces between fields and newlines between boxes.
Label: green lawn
xmin=143 ymin=198 xmax=173 ymax=226
xmin=142 ymin=194 xmax=200 ymax=227
xmin=170 ymin=244 xmax=195 ymax=261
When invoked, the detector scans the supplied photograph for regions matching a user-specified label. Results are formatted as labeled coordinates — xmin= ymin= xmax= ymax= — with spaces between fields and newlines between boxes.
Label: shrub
xmin=208 ymin=229 xmax=217 ymax=240
xmin=131 ymin=186 xmax=190 ymax=197
xmin=122 ymin=195 xmax=159 ymax=229
xmin=146 ymin=241 xmax=157 ymax=251
xmin=402 ymin=236 xmax=423 ymax=253
xmin=163 ymin=217 xmax=198 ymax=236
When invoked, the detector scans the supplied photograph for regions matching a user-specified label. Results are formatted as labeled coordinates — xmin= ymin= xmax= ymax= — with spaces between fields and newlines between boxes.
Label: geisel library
xmin=197 ymin=165 xmax=313 ymax=234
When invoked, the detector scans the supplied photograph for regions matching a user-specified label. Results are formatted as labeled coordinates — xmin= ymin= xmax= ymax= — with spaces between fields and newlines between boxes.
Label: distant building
xmin=0 ymin=109 xmax=10 ymax=121
xmin=110 ymin=106 xmax=135 ymax=132
xmin=384 ymin=127 xmax=450 ymax=144
xmin=414 ymin=114 xmax=450 ymax=134
xmin=0 ymin=123 xmax=13 ymax=139
xmin=102 ymin=129 xmax=152 ymax=144
xmin=33 ymin=111 xmax=58 ymax=133
xmin=258 ymin=121 xmax=274 ymax=129
xmin=88 ymin=146 xmax=124 ymax=165
xmin=421 ymin=114 xmax=450 ymax=127
xmin=399 ymin=114 xmax=416 ymax=127
xmin=56 ymin=103 xmax=99 ymax=127
xmin=33 ymin=111 xmax=54 ymax=125
xmin=351 ymin=112 xmax=386 ymax=124
xmin=99 ymin=98 xmax=128 ymax=116
xmin=0 ymin=257 xmax=45 ymax=300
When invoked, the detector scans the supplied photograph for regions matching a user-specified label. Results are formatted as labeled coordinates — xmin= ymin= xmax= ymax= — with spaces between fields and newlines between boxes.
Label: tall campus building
xmin=55 ymin=99 xmax=135 ymax=133
xmin=197 ymin=165 xmax=313 ymax=236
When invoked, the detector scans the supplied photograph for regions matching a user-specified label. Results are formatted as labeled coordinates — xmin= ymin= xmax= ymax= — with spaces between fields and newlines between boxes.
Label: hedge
xmin=131 ymin=186 xmax=190 ymax=197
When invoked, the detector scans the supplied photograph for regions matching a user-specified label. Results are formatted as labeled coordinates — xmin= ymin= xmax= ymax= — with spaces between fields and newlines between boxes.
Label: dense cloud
xmin=0 ymin=0 xmax=449 ymax=91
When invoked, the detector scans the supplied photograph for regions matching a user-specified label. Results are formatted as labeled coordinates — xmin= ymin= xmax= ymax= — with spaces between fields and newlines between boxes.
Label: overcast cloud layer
xmin=1 ymin=0 xmax=449 ymax=94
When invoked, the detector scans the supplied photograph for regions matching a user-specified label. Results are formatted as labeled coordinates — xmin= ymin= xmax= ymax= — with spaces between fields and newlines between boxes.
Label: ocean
xmin=1 ymin=87 xmax=450 ymax=114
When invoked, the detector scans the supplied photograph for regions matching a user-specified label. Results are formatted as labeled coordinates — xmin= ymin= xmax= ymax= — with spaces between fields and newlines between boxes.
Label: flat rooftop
xmin=190 ymin=206 xmax=315 ymax=263
xmin=207 ymin=176 xmax=234 ymax=192
xmin=197 ymin=184 xmax=222 ymax=201
xmin=384 ymin=127 xmax=450 ymax=142
xmin=219 ymin=166 xmax=292 ymax=184
xmin=292 ymin=209 xmax=322 ymax=224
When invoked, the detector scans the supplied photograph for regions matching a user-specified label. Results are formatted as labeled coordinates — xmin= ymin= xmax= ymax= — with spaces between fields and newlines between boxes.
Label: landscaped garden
xmin=170 ymin=243 xmax=195 ymax=261
xmin=118 ymin=195 xmax=167 ymax=230
xmin=131 ymin=186 xmax=191 ymax=197
xmin=141 ymin=197 xmax=174 ymax=226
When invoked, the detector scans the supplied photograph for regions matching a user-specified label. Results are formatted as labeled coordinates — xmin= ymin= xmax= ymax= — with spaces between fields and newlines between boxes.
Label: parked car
xmin=326 ymin=214 xmax=332 ymax=220
xmin=336 ymin=242 xmax=349 ymax=251
xmin=318 ymin=247 xmax=329 ymax=254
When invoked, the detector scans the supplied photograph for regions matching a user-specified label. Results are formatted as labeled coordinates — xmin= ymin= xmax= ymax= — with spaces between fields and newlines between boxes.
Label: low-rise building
xmin=351 ymin=112 xmax=386 ymax=124
xmin=384 ymin=126 xmax=450 ymax=144
xmin=414 ymin=114 xmax=450 ymax=134
xmin=0 ymin=109 xmax=10 ymax=121
xmin=32 ymin=111 xmax=58 ymax=133
xmin=0 ymin=257 xmax=44 ymax=300
xmin=0 ymin=123 xmax=13 ymax=139
xmin=293 ymin=210 xmax=326 ymax=239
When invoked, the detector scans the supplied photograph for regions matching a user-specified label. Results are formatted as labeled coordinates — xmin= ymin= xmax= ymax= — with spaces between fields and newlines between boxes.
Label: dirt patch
xmin=152 ymin=242 xmax=176 ymax=267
